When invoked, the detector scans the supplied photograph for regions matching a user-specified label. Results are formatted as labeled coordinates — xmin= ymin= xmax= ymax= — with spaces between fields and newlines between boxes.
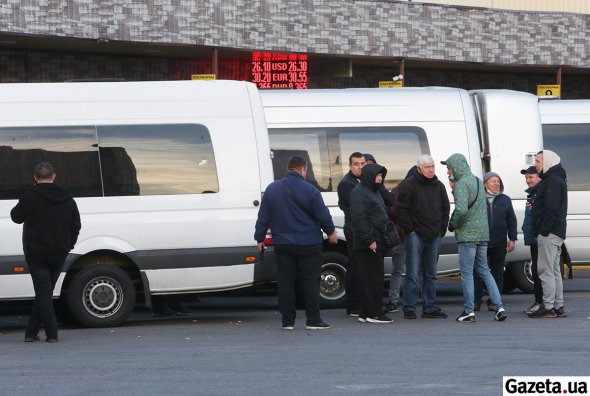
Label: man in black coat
xmin=397 ymin=155 xmax=450 ymax=319
xmin=529 ymin=150 xmax=568 ymax=318
xmin=11 ymin=162 xmax=81 ymax=342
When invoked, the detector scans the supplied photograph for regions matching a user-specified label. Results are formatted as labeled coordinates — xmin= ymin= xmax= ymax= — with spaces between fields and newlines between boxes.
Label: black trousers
xmin=475 ymin=245 xmax=506 ymax=303
xmin=275 ymin=246 xmax=323 ymax=325
xmin=354 ymin=248 xmax=385 ymax=319
xmin=343 ymin=226 xmax=360 ymax=311
xmin=26 ymin=258 xmax=65 ymax=339
xmin=530 ymin=244 xmax=543 ymax=303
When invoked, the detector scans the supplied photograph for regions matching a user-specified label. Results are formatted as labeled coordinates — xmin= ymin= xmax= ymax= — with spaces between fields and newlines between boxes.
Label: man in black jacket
xmin=11 ymin=162 xmax=81 ymax=343
xmin=397 ymin=155 xmax=450 ymax=319
xmin=529 ymin=150 xmax=568 ymax=318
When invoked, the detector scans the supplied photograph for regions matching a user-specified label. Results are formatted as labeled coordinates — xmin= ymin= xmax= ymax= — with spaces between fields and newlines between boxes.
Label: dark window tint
xmin=269 ymin=127 xmax=429 ymax=191
xmin=98 ymin=124 xmax=218 ymax=196
xmin=0 ymin=126 xmax=101 ymax=199
xmin=542 ymin=124 xmax=590 ymax=191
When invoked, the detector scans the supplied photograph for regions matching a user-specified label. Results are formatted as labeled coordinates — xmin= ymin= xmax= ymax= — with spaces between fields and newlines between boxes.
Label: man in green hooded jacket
xmin=442 ymin=153 xmax=507 ymax=323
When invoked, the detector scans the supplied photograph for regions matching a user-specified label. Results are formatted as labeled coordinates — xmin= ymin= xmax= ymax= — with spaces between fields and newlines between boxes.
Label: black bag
xmin=380 ymin=221 xmax=401 ymax=249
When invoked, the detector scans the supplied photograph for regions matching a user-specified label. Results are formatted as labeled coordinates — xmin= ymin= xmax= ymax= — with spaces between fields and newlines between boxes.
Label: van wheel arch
xmin=62 ymin=254 xmax=140 ymax=327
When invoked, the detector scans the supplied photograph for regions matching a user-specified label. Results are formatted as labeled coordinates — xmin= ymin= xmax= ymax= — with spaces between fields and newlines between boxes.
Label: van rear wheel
xmin=320 ymin=253 xmax=348 ymax=308
xmin=67 ymin=263 xmax=136 ymax=327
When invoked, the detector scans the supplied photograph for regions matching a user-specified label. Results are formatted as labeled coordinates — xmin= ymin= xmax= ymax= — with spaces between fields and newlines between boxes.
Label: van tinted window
xmin=0 ymin=124 xmax=218 ymax=199
xmin=269 ymin=127 xmax=429 ymax=190
xmin=98 ymin=124 xmax=218 ymax=196
xmin=0 ymin=126 xmax=102 ymax=199
xmin=542 ymin=124 xmax=590 ymax=191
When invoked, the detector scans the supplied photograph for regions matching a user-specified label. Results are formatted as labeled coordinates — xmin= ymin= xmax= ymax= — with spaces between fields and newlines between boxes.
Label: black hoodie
xmin=531 ymin=163 xmax=568 ymax=239
xmin=349 ymin=163 xmax=389 ymax=250
xmin=11 ymin=183 xmax=81 ymax=261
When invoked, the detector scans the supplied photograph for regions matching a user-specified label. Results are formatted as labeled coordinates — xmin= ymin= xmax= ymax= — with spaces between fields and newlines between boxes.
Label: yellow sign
xmin=379 ymin=81 xmax=404 ymax=88
xmin=537 ymin=84 xmax=560 ymax=97
xmin=191 ymin=74 xmax=216 ymax=81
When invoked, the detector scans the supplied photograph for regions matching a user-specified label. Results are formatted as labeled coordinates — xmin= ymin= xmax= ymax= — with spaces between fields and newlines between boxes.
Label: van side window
xmin=542 ymin=124 xmax=590 ymax=191
xmin=0 ymin=126 xmax=102 ymax=199
xmin=97 ymin=124 xmax=219 ymax=196
xmin=269 ymin=126 xmax=429 ymax=191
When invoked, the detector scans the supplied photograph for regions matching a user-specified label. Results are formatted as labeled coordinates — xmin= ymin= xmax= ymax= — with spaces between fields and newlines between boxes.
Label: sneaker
xmin=494 ymin=307 xmax=507 ymax=321
xmin=358 ymin=317 xmax=367 ymax=323
xmin=474 ymin=303 xmax=481 ymax=312
xmin=24 ymin=335 xmax=40 ymax=343
xmin=523 ymin=302 xmax=542 ymax=314
xmin=421 ymin=310 xmax=448 ymax=319
xmin=346 ymin=308 xmax=360 ymax=317
xmin=403 ymin=311 xmax=417 ymax=320
xmin=384 ymin=302 xmax=399 ymax=313
xmin=555 ymin=306 xmax=567 ymax=318
xmin=306 ymin=321 xmax=330 ymax=330
xmin=456 ymin=311 xmax=476 ymax=323
xmin=281 ymin=323 xmax=294 ymax=330
xmin=528 ymin=306 xmax=557 ymax=318
xmin=366 ymin=315 xmax=394 ymax=324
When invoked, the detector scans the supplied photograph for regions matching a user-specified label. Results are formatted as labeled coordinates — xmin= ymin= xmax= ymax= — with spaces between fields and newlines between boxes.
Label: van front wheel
xmin=509 ymin=260 xmax=535 ymax=294
xmin=319 ymin=253 xmax=348 ymax=308
xmin=67 ymin=264 xmax=136 ymax=327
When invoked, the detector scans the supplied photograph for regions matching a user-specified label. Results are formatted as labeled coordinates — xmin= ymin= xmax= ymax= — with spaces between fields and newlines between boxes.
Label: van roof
xmin=0 ymin=80 xmax=259 ymax=124
xmin=539 ymin=99 xmax=590 ymax=123
xmin=261 ymin=87 xmax=471 ymax=123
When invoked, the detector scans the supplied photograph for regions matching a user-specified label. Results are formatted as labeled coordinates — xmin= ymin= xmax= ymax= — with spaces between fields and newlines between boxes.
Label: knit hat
xmin=483 ymin=171 xmax=504 ymax=193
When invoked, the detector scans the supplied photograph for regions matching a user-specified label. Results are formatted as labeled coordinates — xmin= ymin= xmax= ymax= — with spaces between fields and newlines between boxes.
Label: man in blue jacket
xmin=255 ymin=156 xmax=338 ymax=330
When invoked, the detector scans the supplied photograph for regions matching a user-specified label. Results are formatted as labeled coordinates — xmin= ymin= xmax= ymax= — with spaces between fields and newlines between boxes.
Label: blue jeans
xmin=388 ymin=243 xmax=406 ymax=304
xmin=402 ymin=233 xmax=441 ymax=313
xmin=458 ymin=242 xmax=503 ymax=314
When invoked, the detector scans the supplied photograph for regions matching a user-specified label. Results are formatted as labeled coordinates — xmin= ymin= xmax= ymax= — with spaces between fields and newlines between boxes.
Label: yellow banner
xmin=191 ymin=74 xmax=216 ymax=81
xmin=379 ymin=81 xmax=404 ymax=88
xmin=537 ymin=84 xmax=560 ymax=97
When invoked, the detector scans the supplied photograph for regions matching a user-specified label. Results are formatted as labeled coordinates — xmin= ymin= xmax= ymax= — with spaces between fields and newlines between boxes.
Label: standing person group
xmin=11 ymin=162 xmax=81 ymax=343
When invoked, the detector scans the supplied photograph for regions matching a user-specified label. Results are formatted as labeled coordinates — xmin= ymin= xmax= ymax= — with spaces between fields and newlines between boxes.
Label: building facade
xmin=0 ymin=1 xmax=589 ymax=97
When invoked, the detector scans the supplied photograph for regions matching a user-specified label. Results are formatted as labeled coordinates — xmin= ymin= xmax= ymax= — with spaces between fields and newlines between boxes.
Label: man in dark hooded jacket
xmin=11 ymin=162 xmax=81 ymax=343
xmin=350 ymin=163 xmax=393 ymax=324
xmin=529 ymin=149 xmax=568 ymax=318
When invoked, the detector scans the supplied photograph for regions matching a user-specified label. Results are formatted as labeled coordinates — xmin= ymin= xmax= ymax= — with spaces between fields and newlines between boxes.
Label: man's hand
xmin=257 ymin=242 xmax=265 ymax=251
xmin=369 ymin=241 xmax=377 ymax=252
xmin=506 ymin=240 xmax=515 ymax=252
xmin=328 ymin=231 xmax=338 ymax=244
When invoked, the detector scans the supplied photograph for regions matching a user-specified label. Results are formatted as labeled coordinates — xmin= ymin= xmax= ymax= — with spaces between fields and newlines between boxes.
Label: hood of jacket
xmin=31 ymin=183 xmax=73 ymax=203
xmin=360 ymin=163 xmax=387 ymax=192
xmin=444 ymin=153 xmax=472 ymax=181
xmin=542 ymin=149 xmax=560 ymax=175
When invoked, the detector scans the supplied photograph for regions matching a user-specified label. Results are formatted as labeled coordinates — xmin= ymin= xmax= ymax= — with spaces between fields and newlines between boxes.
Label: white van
xmin=0 ymin=80 xmax=276 ymax=327
xmin=261 ymin=87 xmax=543 ymax=301
xmin=539 ymin=100 xmax=590 ymax=267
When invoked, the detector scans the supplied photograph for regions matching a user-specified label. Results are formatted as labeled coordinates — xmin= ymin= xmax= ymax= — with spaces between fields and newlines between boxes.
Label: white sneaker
xmin=366 ymin=315 xmax=394 ymax=324
xmin=456 ymin=311 xmax=476 ymax=323
xmin=494 ymin=307 xmax=507 ymax=321
xmin=523 ymin=302 xmax=541 ymax=314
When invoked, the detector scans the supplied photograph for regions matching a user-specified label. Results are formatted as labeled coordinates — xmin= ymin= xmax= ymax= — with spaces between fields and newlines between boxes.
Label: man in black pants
xmin=255 ymin=156 xmax=338 ymax=330
xmin=11 ymin=162 xmax=81 ymax=343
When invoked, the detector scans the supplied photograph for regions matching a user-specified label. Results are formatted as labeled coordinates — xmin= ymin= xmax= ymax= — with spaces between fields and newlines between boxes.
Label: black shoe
xmin=494 ymin=307 xmax=507 ymax=321
xmin=306 ymin=321 xmax=330 ymax=330
xmin=45 ymin=338 xmax=58 ymax=343
xmin=528 ymin=305 xmax=557 ymax=318
xmin=384 ymin=302 xmax=399 ymax=313
xmin=456 ymin=311 xmax=476 ymax=323
xmin=421 ymin=310 xmax=448 ymax=319
xmin=366 ymin=315 xmax=393 ymax=324
xmin=346 ymin=308 xmax=360 ymax=317
xmin=403 ymin=311 xmax=417 ymax=320
xmin=24 ymin=335 xmax=40 ymax=343
xmin=555 ymin=306 xmax=567 ymax=318
xmin=282 ymin=322 xmax=294 ymax=330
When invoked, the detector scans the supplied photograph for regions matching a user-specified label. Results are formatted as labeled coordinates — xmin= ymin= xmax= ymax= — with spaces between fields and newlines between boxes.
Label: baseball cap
xmin=520 ymin=166 xmax=538 ymax=175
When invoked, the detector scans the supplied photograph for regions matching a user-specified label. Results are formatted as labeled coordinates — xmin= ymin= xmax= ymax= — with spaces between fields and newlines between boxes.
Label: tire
xmin=319 ymin=252 xmax=348 ymax=308
xmin=508 ymin=260 xmax=535 ymax=294
xmin=67 ymin=262 xmax=136 ymax=327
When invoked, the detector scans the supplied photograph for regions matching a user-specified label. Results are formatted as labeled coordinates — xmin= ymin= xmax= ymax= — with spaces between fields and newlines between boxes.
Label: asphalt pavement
xmin=1 ymin=270 xmax=589 ymax=396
